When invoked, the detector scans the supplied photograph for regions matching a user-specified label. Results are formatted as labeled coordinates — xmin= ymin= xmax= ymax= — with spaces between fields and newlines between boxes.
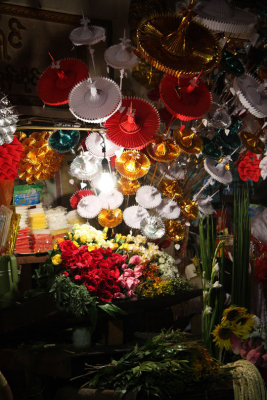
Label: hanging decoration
xmin=104 ymin=97 xmax=160 ymax=149
xmin=37 ymin=57 xmax=89 ymax=106
xmin=146 ymin=136 xmax=180 ymax=162
xmin=160 ymin=75 xmax=212 ymax=121
xmin=158 ymin=179 xmax=183 ymax=201
xmin=70 ymin=189 xmax=94 ymax=210
xmin=117 ymin=177 xmax=140 ymax=195
xmin=18 ymin=131 xmax=64 ymax=184
xmin=0 ymin=137 xmax=23 ymax=181
xmin=69 ymin=16 xmax=106 ymax=72
xmin=123 ymin=205 xmax=149 ymax=229
xmin=98 ymin=208 xmax=123 ymax=228
xmin=237 ymin=152 xmax=261 ymax=182
xmin=159 ymin=162 xmax=186 ymax=181
xmin=164 ymin=220 xmax=185 ymax=242
xmin=140 ymin=215 xmax=165 ymax=240
xmin=135 ymin=185 xmax=162 ymax=209
xmin=77 ymin=195 xmax=102 ymax=219
xmin=98 ymin=190 xmax=124 ymax=210
xmin=179 ymin=199 xmax=199 ymax=221
xmin=48 ymin=130 xmax=80 ymax=154
xmin=68 ymin=77 xmax=122 ymax=123
xmin=115 ymin=150 xmax=151 ymax=180
xmin=174 ymin=127 xmax=203 ymax=154
xmin=195 ymin=0 xmax=257 ymax=39
xmin=204 ymin=157 xmax=233 ymax=184
xmin=0 ymin=92 xmax=18 ymax=145
xmin=136 ymin=9 xmax=221 ymax=78
xmin=240 ymin=131 xmax=265 ymax=154
xmin=156 ymin=198 xmax=181 ymax=220
xmin=85 ymin=131 xmax=122 ymax=159
xmin=104 ymin=30 xmax=139 ymax=89
xmin=69 ymin=152 xmax=101 ymax=180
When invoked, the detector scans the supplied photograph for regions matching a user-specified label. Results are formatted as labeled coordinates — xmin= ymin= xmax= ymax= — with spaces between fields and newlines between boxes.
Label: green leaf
xmin=98 ymin=303 xmax=127 ymax=318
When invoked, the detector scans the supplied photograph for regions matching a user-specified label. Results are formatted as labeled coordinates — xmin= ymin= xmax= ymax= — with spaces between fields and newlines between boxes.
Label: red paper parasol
xmin=70 ymin=189 xmax=94 ymax=210
xmin=104 ymin=97 xmax=160 ymax=150
xmin=38 ymin=57 xmax=89 ymax=106
xmin=160 ymin=74 xmax=212 ymax=121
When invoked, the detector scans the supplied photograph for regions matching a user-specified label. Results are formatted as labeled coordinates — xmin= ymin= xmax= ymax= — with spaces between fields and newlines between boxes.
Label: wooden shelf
xmin=16 ymin=254 xmax=49 ymax=264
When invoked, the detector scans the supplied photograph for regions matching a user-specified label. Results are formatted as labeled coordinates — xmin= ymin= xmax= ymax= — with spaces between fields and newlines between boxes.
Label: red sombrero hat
xmin=104 ymin=97 xmax=160 ymax=150
xmin=70 ymin=189 xmax=94 ymax=209
xmin=160 ymin=74 xmax=212 ymax=121
xmin=38 ymin=57 xmax=89 ymax=106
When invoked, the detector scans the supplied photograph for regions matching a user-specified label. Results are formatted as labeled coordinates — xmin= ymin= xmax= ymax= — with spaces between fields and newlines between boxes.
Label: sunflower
xmin=222 ymin=306 xmax=247 ymax=323
xmin=212 ymin=324 xmax=234 ymax=350
xmin=234 ymin=313 xmax=255 ymax=336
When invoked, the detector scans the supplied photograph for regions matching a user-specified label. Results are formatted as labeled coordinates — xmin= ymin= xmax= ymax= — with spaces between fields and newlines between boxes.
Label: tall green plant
xmin=199 ymin=216 xmax=225 ymax=357
xmin=231 ymin=186 xmax=251 ymax=310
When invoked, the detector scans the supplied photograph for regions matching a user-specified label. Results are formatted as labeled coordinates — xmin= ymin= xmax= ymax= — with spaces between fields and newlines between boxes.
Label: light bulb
xmin=95 ymin=172 xmax=116 ymax=193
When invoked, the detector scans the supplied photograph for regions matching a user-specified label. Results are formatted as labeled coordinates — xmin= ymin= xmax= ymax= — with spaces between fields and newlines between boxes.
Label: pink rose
xmin=113 ymin=292 xmax=126 ymax=299
xmin=127 ymin=290 xmax=137 ymax=300
xmin=129 ymin=255 xmax=142 ymax=265
xmin=121 ymin=263 xmax=128 ymax=270
xmin=63 ymin=271 xmax=69 ymax=277
xmin=123 ymin=268 xmax=135 ymax=277
xmin=125 ymin=277 xmax=139 ymax=290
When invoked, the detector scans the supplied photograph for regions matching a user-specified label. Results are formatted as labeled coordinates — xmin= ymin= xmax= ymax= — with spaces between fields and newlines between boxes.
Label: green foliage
xmin=83 ymin=330 xmax=231 ymax=399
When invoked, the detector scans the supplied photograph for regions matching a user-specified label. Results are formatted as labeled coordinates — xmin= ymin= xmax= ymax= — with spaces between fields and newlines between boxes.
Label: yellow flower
xmin=52 ymin=254 xmax=62 ymax=265
xmin=222 ymin=306 xmax=247 ymax=323
xmin=115 ymin=233 xmax=122 ymax=242
xmin=212 ymin=324 xmax=233 ymax=350
xmin=88 ymin=244 xmax=99 ymax=251
xmin=121 ymin=235 xmax=127 ymax=241
xmin=73 ymin=234 xmax=79 ymax=240
xmin=80 ymin=235 xmax=88 ymax=243
xmin=53 ymin=244 xmax=58 ymax=251
xmin=68 ymin=233 xmax=72 ymax=239
xmin=234 ymin=314 xmax=255 ymax=336
xmin=120 ymin=243 xmax=129 ymax=250
xmin=73 ymin=241 xmax=79 ymax=247
xmin=111 ymin=243 xmax=119 ymax=250
xmin=56 ymin=237 xmax=64 ymax=244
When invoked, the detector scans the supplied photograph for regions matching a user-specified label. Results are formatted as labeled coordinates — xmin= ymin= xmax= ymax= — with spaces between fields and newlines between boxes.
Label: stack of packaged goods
xmin=28 ymin=205 xmax=52 ymax=253
xmin=66 ymin=209 xmax=86 ymax=226
xmin=14 ymin=205 xmax=33 ymax=254
xmin=45 ymin=207 xmax=70 ymax=240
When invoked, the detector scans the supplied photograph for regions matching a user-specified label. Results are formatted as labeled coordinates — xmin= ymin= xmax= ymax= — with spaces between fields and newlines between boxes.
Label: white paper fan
xmin=98 ymin=190 xmax=124 ymax=210
xmin=159 ymin=162 xmax=186 ymax=181
xmin=123 ymin=205 xmax=149 ymax=229
xmin=69 ymin=17 xmax=106 ymax=46
xmin=197 ymin=196 xmax=216 ymax=215
xmin=204 ymin=157 xmax=232 ymax=184
xmin=77 ymin=195 xmax=102 ymax=219
xmin=156 ymin=198 xmax=181 ymax=220
xmin=234 ymin=74 xmax=267 ymax=119
xmin=68 ymin=77 xmax=122 ymax=123
xmin=135 ymin=185 xmax=162 ymax=209
xmin=69 ymin=151 xmax=100 ymax=180
xmin=85 ymin=131 xmax=122 ymax=159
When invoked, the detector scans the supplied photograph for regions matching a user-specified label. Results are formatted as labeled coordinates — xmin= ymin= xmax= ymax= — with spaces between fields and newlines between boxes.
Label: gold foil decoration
xmin=15 ymin=131 xmax=27 ymax=141
xmin=174 ymin=127 xmax=203 ymax=154
xmin=179 ymin=199 xmax=199 ymax=221
xmin=158 ymin=178 xmax=183 ymax=201
xmin=117 ymin=177 xmax=140 ymax=195
xmin=164 ymin=219 xmax=185 ymax=242
xmin=115 ymin=150 xmax=151 ymax=180
xmin=18 ymin=131 xmax=64 ymax=184
xmin=146 ymin=135 xmax=180 ymax=162
xmin=240 ymin=131 xmax=265 ymax=154
xmin=136 ymin=12 xmax=221 ymax=78
xmin=98 ymin=208 xmax=123 ymax=228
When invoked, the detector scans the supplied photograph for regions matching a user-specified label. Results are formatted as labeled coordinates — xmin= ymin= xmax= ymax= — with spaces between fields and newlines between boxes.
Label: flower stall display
xmin=47 ymin=224 xmax=191 ymax=322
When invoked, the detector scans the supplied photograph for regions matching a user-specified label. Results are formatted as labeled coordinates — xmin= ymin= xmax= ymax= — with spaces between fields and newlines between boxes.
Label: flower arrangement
xmin=212 ymin=306 xmax=267 ymax=369
xmin=46 ymin=224 xmax=191 ymax=320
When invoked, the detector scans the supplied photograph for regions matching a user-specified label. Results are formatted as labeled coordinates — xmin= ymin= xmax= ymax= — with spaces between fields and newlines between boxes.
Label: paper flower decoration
xmin=0 ymin=137 xmax=23 ymax=180
xmin=164 ymin=220 xmax=185 ymax=242
xmin=69 ymin=152 xmax=100 ymax=180
xmin=140 ymin=215 xmax=165 ymax=240
xmin=85 ymin=131 xmax=122 ymax=159
xmin=135 ymin=185 xmax=162 ymax=209
xmin=136 ymin=12 xmax=220 ymax=77
xmin=70 ymin=189 xmax=94 ymax=210
xmin=156 ymin=198 xmax=181 ymax=220
xmin=160 ymin=75 xmax=212 ymax=121
xmin=37 ymin=57 xmax=89 ymax=106
xmin=204 ymin=157 xmax=232 ymax=184
xmin=98 ymin=208 xmax=123 ymax=228
xmin=197 ymin=196 xmax=215 ymax=215
xmin=207 ymin=102 xmax=231 ymax=129
xmin=117 ymin=177 xmax=140 ymax=195
xmin=146 ymin=136 xmax=180 ymax=162
xmin=18 ymin=131 xmax=64 ymax=184
xmin=237 ymin=152 xmax=261 ymax=182
xmin=104 ymin=31 xmax=139 ymax=89
xmin=195 ymin=0 xmax=257 ymax=39
xmin=179 ymin=199 xmax=199 ymax=221
xmin=68 ymin=77 xmax=122 ymax=123
xmin=233 ymin=74 xmax=267 ymax=119
xmin=98 ymin=190 xmax=124 ymax=210
xmin=115 ymin=150 xmax=150 ymax=180
xmin=158 ymin=179 xmax=183 ymax=201
xmin=159 ymin=162 xmax=186 ymax=181
xmin=259 ymin=156 xmax=267 ymax=180
xmin=48 ymin=130 xmax=80 ymax=153
xmin=77 ymin=195 xmax=102 ymax=219
xmin=104 ymin=97 xmax=160 ymax=150
xmin=240 ymin=131 xmax=265 ymax=154
xmin=174 ymin=127 xmax=203 ymax=154
xmin=123 ymin=205 xmax=149 ymax=229
xmin=0 ymin=92 xmax=18 ymax=145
